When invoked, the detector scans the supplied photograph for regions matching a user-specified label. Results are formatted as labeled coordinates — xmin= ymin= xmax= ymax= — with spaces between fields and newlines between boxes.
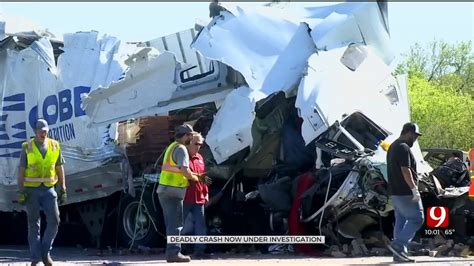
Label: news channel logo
xmin=424 ymin=206 xmax=455 ymax=236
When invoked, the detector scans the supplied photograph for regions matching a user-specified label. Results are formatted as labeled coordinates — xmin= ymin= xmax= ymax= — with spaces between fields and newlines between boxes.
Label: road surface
xmin=1 ymin=246 xmax=474 ymax=265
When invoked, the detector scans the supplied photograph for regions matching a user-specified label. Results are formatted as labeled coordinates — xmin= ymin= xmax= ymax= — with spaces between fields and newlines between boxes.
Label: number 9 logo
xmin=427 ymin=207 xmax=449 ymax=228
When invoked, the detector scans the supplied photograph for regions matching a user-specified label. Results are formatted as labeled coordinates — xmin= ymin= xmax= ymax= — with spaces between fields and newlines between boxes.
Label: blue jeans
xmin=183 ymin=203 xmax=207 ymax=253
xmin=158 ymin=192 xmax=184 ymax=257
xmin=391 ymin=195 xmax=424 ymax=253
xmin=24 ymin=186 xmax=60 ymax=262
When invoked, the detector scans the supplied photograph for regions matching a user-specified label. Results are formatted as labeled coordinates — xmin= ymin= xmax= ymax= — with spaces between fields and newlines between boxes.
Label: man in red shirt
xmin=183 ymin=133 xmax=211 ymax=259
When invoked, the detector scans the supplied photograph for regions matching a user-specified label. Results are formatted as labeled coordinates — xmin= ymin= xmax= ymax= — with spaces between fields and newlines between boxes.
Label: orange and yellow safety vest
xmin=23 ymin=138 xmax=60 ymax=188
xmin=159 ymin=141 xmax=189 ymax=188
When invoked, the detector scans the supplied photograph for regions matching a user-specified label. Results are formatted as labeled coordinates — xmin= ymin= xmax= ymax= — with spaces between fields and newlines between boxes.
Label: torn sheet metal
xmin=441 ymin=187 xmax=469 ymax=198
xmin=29 ymin=37 xmax=56 ymax=73
xmin=142 ymin=28 xmax=212 ymax=79
xmin=193 ymin=2 xmax=396 ymax=164
xmin=0 ymin=32 xmax=129 ymax=211
xmin=206 ymin=86 xmax=266 ymax=164
xmin=296 ymin=46 xmax=397 ymax=145
xmin=300 ymin=2 xmax=394 ymax=64
xmin=82 ymin=29 xmax=235 ymax=127
xmin=192 ymin=4 xmax=316 ymax=163
xmin=82 ymin=49 xmax=232 ymax=127
xmin=300 ymin=162 xmax=393 ymax=224
xmin=195 ymin=2 xmax=393 ymax=97
xmin=254 ymin=2 xmax=393 ymax=63
xmin=83 ymin=49 xmax=181 ymax=124
xmin=58 ymin=31 xmax=126 ymax=94
xmin=296 ymin=46 xmax=431 ymax=174
xmin=191 ymin=8 xmax=315 ymax=95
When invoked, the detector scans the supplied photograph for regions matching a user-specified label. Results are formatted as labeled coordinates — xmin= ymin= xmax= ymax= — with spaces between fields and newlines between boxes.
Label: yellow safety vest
xmin=159 ymin=141 xmax=189 ymax=188
xmin=23 ymin=138 xmax=60 ymax=188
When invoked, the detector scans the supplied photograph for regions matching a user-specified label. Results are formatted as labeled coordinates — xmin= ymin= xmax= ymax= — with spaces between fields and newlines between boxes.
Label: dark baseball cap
xmin=35 ymin=119 xmax=49 ymax=131
xmin=402 ymin=122 xmax=422 ymax=136
xmin=175 ymin=124 xmax=196 ymax=135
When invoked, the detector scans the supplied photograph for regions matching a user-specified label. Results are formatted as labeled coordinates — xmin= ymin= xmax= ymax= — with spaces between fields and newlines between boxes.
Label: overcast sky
xmin=0 ymin=2 xmax=472 ymax=59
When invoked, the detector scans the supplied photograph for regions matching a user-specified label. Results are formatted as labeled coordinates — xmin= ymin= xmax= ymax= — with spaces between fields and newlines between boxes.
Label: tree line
xmin=395 ymin=40 xmax=473 ymax=151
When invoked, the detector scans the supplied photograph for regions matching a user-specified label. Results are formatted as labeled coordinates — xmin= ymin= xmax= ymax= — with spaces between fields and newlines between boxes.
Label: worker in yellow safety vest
xmin=157 ymin=123 xmax=201 ymax=263
xmin=17 ymin=119 xmax=66 ymax=266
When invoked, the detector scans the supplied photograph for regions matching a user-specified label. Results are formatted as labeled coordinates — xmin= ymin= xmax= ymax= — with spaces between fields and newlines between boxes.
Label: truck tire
xmin=118 ymin=192 xmax=164 ymax=248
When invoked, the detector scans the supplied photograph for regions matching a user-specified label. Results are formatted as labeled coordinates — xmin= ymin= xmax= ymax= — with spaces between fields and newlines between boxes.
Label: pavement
xmin=1 ymin=246 xmax=474 ymax=265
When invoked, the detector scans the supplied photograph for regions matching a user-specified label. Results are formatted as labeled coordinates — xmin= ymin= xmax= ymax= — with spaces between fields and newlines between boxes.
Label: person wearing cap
xmin=182 ymin=132 xmax=212 ymax=259
xmin=386 ymin=122 xmax=423 ymax=263
xmin=17 ymin=119 xmax=66 ymax=266
xmin=158 ymin=123 xmax=201 ymax=263
xmin=209 ymin=0 xmax=226 ymax=18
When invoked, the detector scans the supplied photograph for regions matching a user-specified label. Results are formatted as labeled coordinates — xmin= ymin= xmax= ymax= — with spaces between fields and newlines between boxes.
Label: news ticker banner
xmin=167 ymin=235 xmax=325 ymax=244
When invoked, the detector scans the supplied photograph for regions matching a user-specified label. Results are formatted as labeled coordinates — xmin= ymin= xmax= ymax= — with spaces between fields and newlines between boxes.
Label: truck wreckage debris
xmin=0 ymin=1 xmax=472 ymax=258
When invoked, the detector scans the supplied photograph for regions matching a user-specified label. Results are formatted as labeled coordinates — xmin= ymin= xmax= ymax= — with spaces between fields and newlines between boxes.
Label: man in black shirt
xmin=386 ymin=122 xmax=424 ymax=263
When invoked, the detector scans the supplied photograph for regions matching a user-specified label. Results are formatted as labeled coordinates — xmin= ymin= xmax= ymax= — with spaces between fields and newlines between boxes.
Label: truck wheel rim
xmin=123 ymin=201 xmax=151 ymax=241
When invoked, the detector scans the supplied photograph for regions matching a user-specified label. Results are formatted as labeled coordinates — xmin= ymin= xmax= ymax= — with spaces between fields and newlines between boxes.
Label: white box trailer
xmin=0 ymin=24 xmax=240 ymax=247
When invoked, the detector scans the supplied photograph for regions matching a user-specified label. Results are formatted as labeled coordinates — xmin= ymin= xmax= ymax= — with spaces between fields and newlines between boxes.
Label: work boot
xmin=166 ymin=253 xmax=191 ymax=263
xmin=42 ymin=255 xmax=54 ymax=266
xmin=398 ymin=250 xmax=415 ymax=262
xmin=387 ymin=244 xmax=414 ymax=263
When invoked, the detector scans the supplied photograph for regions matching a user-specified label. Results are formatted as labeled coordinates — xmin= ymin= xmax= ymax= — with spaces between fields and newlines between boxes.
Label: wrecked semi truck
xmin=81 ymin=1 xmax=471 ymax=251
xmin=1 ymin=1 xmax=472 ymax=251
xmin=96 ymin=2 xmax=471 ymax=250
xmin=0 ymin=22 xmax=245 ymax=247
